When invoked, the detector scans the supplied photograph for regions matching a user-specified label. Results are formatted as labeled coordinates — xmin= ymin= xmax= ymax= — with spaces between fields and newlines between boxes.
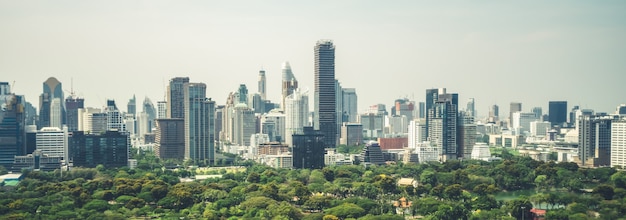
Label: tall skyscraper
xmin=167 ymin=77 xmax=190 ymax=119
xmin=157 ymin=101 xmax=167 ymax=119
xmin=0 ymin=87 xmax=26 ymax=167
xmin=77 ymin=107 xmax=106 ymax=134
xmin=50 ymin=98 xmax=63 ymax=129
xmin=314 ymin=40 xmax=337 ymax=147
xmin=65 ymin=95 xmax=84 ymax=132
xmin=569 ymin=105 xmax=580 ymax=125
xmin=418 ymin=102 xmax=426 ymax=119
xmin=466 ymin=98 xmax=475 ymax=118
xmin=281 ymin=61 xmax=298 ymax=110
xmin=184 ymin=83 xmax=215 ymax=163
xmin=408 ymin=119 xmax=427 ymax=148
xmin=489 ymin=104 xmax=499 ymax=122
xmin=285 ymin=89 xmax=309 ymax=147
xmin=509 ymin=102 xmax=522 ymax=127
xmin=578 ymin=114 xmax=614 ymax=167
xmin=457 ymin=111 xmax=476 ymax=159
xmin=425 ymin=88 xmax=443 ymax=135
xmin=237 ymin=84 xmax=248 ymax=105
xmin=428 ymin=92 xmax=458 ymax=162
xmin=335 ymin=80 xmax=344 ymax=140
xmin=127 ymin=95 xmax=136 ymax=116
xmin=39 ymin=77 xmax=65 ymax=129
xmin=143 ymin=97 xmax=157 ymax=131
xmin=342 ymin=88 xmax=358 ymax=123
xmin=549 ymin=101 xmax=567 ymax=127
xmin=258 ymin=69 xmax=266 ymax=100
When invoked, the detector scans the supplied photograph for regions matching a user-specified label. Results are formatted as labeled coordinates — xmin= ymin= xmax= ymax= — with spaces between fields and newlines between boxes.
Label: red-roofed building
xmin=530 ymin=208 xmax=546 ymax=220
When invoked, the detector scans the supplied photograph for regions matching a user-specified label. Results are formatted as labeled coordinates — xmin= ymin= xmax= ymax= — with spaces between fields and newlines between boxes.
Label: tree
xmin=304 ymin=195 xmax=332 ymax=211
xmin=246 ymin=172 xmax=261 ymax=183
xmin=505 ymin=199 xmax=532 ymax=220
xmin=592 ymin=184 xmax=615 ymax=200
xmin=324 ymin=203 xmax=366 ymax=219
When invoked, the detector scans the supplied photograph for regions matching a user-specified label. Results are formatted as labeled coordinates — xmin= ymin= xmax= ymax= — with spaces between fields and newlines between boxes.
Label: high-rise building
xmin=281 ymin=61 xmax=298 ymax=110
xmin=232 ymin=103 xmax=255 ymax=146
xmin=155 ymin=118 xmax=185 ymax=160
xmin=418 ymin=102 xmax=426 ymax=119
xmin=611 ymin=120 xmax=626 ymax=168
xmin=388 ymin=115 xmax=408 ymax=136
xmin=489 ymin=104 xmax=499 ymax=122
xmin=65 ymin=95 xmax=84 ymax=132
xmin=0 ymin=82 xmax=9 ymax=95
xmin=360 ymin=112 xmax=385 ymax=139
xmin=258 ymin=69 xmax=266 ymax=100
xmin=530 ymin=121 xmax=551 ymax=137
xmin=50 ymin=98 xmax=63 ymax=129
xmin=509 ymin=102 xmax=522 ymax=127
xmin=335 ymin=80 xmax=344 ymax=140
xmin=38 ymin=77 xmax=65 ymax=129
xmin=466 ymin=98 xmax=475 ymax=118
xmin=24 ymin=102 xmax=37 ymax=126
xmin=314 ymin=40 xmax=337 ymax=147
xmin=36 ymin=127 xmax=68 ymax=160
xmin=531 ymin=107 xmax=543 ymax=119
xmin=143 ymin=97 xmax=157 ymax=131
xmin=512 ymin=112 xmax=539 ymax=135
xmin=393 ymin=98 xmax=415 ymax=120
xmin=428 ymin=92 xmax=458 ymax=162
xmin=425 ymin=88 xmax=444 ymax=135
xmin=237 ymin=84 xmax=248 ymax=105
xmin=78 ymin=108 xmax=107 ymax=134
xmin=184 ymin=83 xmax=215 ymax=163
xmin=0 ymin=90 xmax=26 ymax=167
xmin=284 ymin=89 xmax=309 ymax=147
xmin=292 ymin=126 xmax=325 ymax=169
xmin=167 ymin=77 xmax=190 ymax=119
xmin=342 ymin=88 xmax=358 ymax=123
xmin=408 ymin=119 xmax=427 ymax=148
xmin=69 ymin=131 xmax=129 ymax=168
xmin=105 ymin=100 xmax=126 ymax=132
xmin=340 ymin=123 xmax=363 ymax=146
xmin=214 ymin=105 xmax=224 ymax=143
xmin=157 ymin=101 xmax=167 ymax=119
xmin=577 ymin=114 xmax=614 ymax=167
xmin=569 ymin=105 xmax=580 ymax=125
xmin=549 ymin=101 xmax=567 ymax=127
xmin=457 ymin=111 xmax=476 ymax=159
xmin=617 ymin=104 xmax=626 ymax=115
xmin=127 ymin=95 xmax=136 ymax=116
xmin=260 ymin=109 xmax=286 ymax=143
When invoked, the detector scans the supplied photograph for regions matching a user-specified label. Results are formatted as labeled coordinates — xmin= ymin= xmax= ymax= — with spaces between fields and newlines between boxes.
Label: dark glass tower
xmin=292 ymin=127 xmax=325 ymax=169
xmin=167 ymin=77 xmax=190 ymax=119
xmin=65 ymin=96 xmax=84 ymax=132
xmin=314 ymin=40 xmax=337 ymax=147
xmin=38 ymin=77 xmax=65 ymax=129
xmin=549 ymin=101 xmax=567 ymax=127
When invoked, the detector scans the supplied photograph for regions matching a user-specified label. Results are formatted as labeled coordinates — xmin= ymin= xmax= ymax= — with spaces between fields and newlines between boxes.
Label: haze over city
xmin=1 ymin=1 xmax=625 ymax=114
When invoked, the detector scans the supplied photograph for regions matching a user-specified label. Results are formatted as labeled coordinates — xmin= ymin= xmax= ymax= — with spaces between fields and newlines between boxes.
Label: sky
xmin=1 ymin=1 xmax=625 ymax=117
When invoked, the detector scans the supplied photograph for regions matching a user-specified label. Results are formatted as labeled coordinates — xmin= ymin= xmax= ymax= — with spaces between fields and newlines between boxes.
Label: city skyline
xmin=1 ymin=1 xmax=625 ymax=115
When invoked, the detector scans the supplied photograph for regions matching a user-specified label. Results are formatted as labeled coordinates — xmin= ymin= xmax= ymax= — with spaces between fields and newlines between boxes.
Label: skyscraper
xmin=457 ymin=111 xmax=476 ymax=159
xmin=0 ymin=87 xmax=26 ymax=167
xmin=127 ymin=95 xmax=136 ymax=116
xmin=143 ymin=97 xmax=157 ymax=131
xmin=157 ymin=101 xmax=167 ymax=119
xmin=36 ymin=127 xmax=68 ymax=160
xmin=611 ymin=120 xmax=626 ymax=168
xmin=65 ymin=95 xmax=84 ymax=132
xmin=489 ymin=104 xmax=499 ymax=122
xmin=155 ymin=118 xmax=185 ymax=160
xmin=314 ymin=40 xmax=337 ymax=147
xmin=167 ymin=77 xmax=190 ymax=119
xmin=258 ymin=69 xmax=266 ymax=100
xmin=106 ymin=100 xmax=125 ymax=132
xmin=184 ymin=83 xmax=215 ymax=163
xmin=578 ymin=114 xmax=614 ymax=167
xmin=281 ymin=61 xmax=298 ymax=110
xmin=292 ymin=126 xmax=325 ymax=169
xmin=335 ymin=80 xmax=344 ymax=140
xmin=509 ymin=102 xmax=522 ymax=127
xmin=466 ymin=98 xmax=475 ymax=118
xmin=428 ymin=92 xmax=458 ymax=162
xmin=425 ymin=88 xmax=442 ymax=135
xmin=531 ymin=107 xmax=543 ymax=119
xmin=39 ymin=77 xmax=65 ymax=129
xmin=549 ymin=101 xmax=567 ymax=127
xmin=285 ymin=89 xmax=309 ymax=147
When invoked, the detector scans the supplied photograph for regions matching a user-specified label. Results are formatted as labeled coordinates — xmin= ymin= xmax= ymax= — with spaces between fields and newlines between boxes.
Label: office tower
xmin=570 ymin=106 xmax=580 ymax=125
xmin=281 ymin=61 xmax=298 ymax=110
xmin=284 ymin=89 xmax=309 ymax=147
xmin=24 ymin=102 xmax=37 ymax=126
xmin=258 ymin=69 xmax=266 ymax=100
xmin=0 ymin=82 xmax=9 ymax=95
xmin=388 ymin=115 xmax=408 ymax=135
xmin=38 ymin=77 xmax=65 ymax=129
xmin=167 ymin=77 xmax=190 ymax=119
xmin=335 ymin=80 xmax=344 ymax=140
xmin=260 ymin=109 xmax=286 ymax=142
xmin=0 ymin=90 xmax=26 ymax=167
xmin=531 ymin=107 xmax=542 ymax=119
xmin=425 ymin=88 xmax=444 ymax=135
xmin=69 ymin=131 xmax=129 ymax=168
xmin=184 ymin=83 xmax=215 ymax=163
xmin=214 ymin=105 xmax=224 ymax=143
xmin=157 ymin=101 xmax=167 ymax=119
xmin=549 ymin=101 xmax=567 ymax=127
xmin=428 ymin=93 xmax=458 ymax=162
xmin=127 ymin=95 xmax=136 ymax=116
xmin=237 ymin=84 xmax=248 ymax=105
xmin=617 ymin=104 xmax=626 ymax=115
xmin=418 ymin=102 xmax=426 ymax=119
xmin=50 ymin=98 xmax=63 ymax=129
xmin=530 ymin=121 xmax=551 ymax=137
xmin=360 ymin=112 xmax=385 ymax=139
xmin=65 ymin=95 xmax=84 ymax=132
xmin=106 ymin=100 xmax=126 ymax=132
xmin=342 ymin=88 xmax=358 ymax=123
xmin=78 ymin=108 xmax=107 ymax=134
xmin=408 ymin=119 xmax=427 ymax=148
xmin=577 ymin=114 xmax=614 ymax=167
xmin=393 ymin=98 xmax=415 ymax=120
xmin=314 ymin=40 xmax=337 ymax=147
xmin=340 ymin=123 xmax=363 ymax=146
xmin=232 ymin=103 xmax=255 ymax=146
xmin=511 ymin=112 xmax=539 ymax=135
xmin=250 ymin=93 xmax=265 ymax=114
xmin=489 ymin=104 xmax=499 ymax=122
xmin=36 ymin=127 xmax=68 ymax=160
xmin=574 ymin=109 xmax=595 ymax=132
xmin=509 ymin=102 xmax=522 ymax=127
xmin=154 ymin=118 xmax=185 ymax=159
xmin=457 ymin=111 xmax=476 ymax=159
xmin=360 ymin=141 xmax=385 ymax=165
xmin=143 ymin=97 xmax=157 ymax=131
xmin=137 ymin=112 xmax=149 ymax=138
xmin=124 ymin=113 xmax=136 ymax=136
xmin=611 ymin=120 xmax=626 ymax=168
xmin=466 ymin=98 xmax=475 ymax=118
xmin=292 ymin=126 xmax=325 ymax=169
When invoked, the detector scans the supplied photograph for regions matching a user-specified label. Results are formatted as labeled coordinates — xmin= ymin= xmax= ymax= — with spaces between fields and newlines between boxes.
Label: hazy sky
xmin=1 ymin=1 xmax=625 ymax=117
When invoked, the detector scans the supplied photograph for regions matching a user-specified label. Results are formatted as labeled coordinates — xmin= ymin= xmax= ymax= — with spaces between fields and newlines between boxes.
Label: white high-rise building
xmin=137 ymin=112 xmax=149 ymax=139
xmin=50 ymin=98 xmax=63 ymax=129
xmin=388 ymin=115 xmax=408 ymax=136
xmin=415 ymin=142 xmax=440 ymax=163
xmin=261 ymin=109 xmax=286 ymax=142
xmin=284 ymin=89 xmax=309 ymax=146
xmin=157 ymin=101 xmax=167 ymax=119
xmin=408 ymin=119 xmax=427 ymax=149
xmin=512 ymin=112 xmax=538 ymax=135
xmin=233 ymin=103 xmax=256 ymax=146
xmin=342 ymin=88 xmax=358 ymax=123
xmin=611 ymin=120 xmax=626 ymax=168
xmin=36 ymin=126 xmax=68 ymax=160
xmin=78 ymin=108 xmax=107 ymax=133
xmin=530 ymin=121 xmax=551 ymax=137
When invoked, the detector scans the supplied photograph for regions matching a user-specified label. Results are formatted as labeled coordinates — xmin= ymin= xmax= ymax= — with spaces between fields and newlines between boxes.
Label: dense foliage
xmin=1 ymin=148 xmax=625 ymax=219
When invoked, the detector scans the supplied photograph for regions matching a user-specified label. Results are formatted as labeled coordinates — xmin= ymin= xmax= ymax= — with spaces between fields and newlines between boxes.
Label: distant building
xmin=576 ymin=114 xmax=613 ymax=167
xmin=258 ymin=69 xmax=266 ymax=100
xmin=340 ymin=123 xmax=363 ymax=146
xmin=0 ymin=91 xmax=26 ymax=168
xmin=530 ymin=121 xmax=551 ymax=137
xmin=154 ymin=119 xmax=185 ymax=160
xmin=36 ymin=127 xmax=69 ymax=160
xmin=13 ymin=149 xmax=62 ymax=172
xmin=184 ymin=83 xmax=215 ymax=163
xmin=512 ymin=112 xmax=539 ymax=135
xmin=531 ymin=107 xmax=543 ymax=119
xmin=457 ymin=111 xmax=476 ymax=159
xmin=260 ymin=109 xmax=286 ymax=143
xmin=360 ymin=112 xmax=385 ymax=139
xmin=415 ymin=142 xmax=440 ymax=163
xmin=428 ymin=91 xmax=458 ymax=162
xmin=284 ymin=89 xmax=309 ymax=147
xmin=65 ymin=95 xmax=84 ymax=132
xmin=157 ymin=101 xmax=167 ymax=119
xmin=232 ymin=103 xmax=255 ymax=146
xmin=470 ymin=143 xmax=492 ymax=161
xmin=388 ymin=115 xmax=408 ymax=136
xmin=292 ymin=127 xmax=325 ymax=169
xmin=360 ymin=141 xmax=385 ymax=165
xmin=466 ymin=98 xmax=475 ymax=118
xmin=39 ymin=77 xmax=65 ymax=129
xmin=549 ymin=101 xmax=567 ymax=127
xmin=281 ymin=61 xmax=298 ymax=111
xmin=342 ymin=88 xmax=358 ymax=123
xmin=314 ymin=40 xmax=337 ymax=148
xmin=69 ymin=131 xmax=129 ymax=168
xmin=489 ymin=104 xmax=499 ymax=123
xmin=167 ymin=77 xmax=190 ymax=119
xmin=489 ymin=134 xmax=525 ymax=147
xmin=509 ymin=102 xmax=522 ymax=128
xmin=378 ymin=137 xmax=408 ymax=150
xmin=617 ymin=104 xmax=626 ymax=116
xmin=611 ymin=120 xmax=626 ymax=168
xmin=408 ymin=119 xmax=427 ymax=149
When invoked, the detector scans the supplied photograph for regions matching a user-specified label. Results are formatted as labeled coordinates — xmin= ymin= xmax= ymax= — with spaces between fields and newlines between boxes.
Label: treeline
xmin=1 ymin=150 xmax=626 ymax=219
